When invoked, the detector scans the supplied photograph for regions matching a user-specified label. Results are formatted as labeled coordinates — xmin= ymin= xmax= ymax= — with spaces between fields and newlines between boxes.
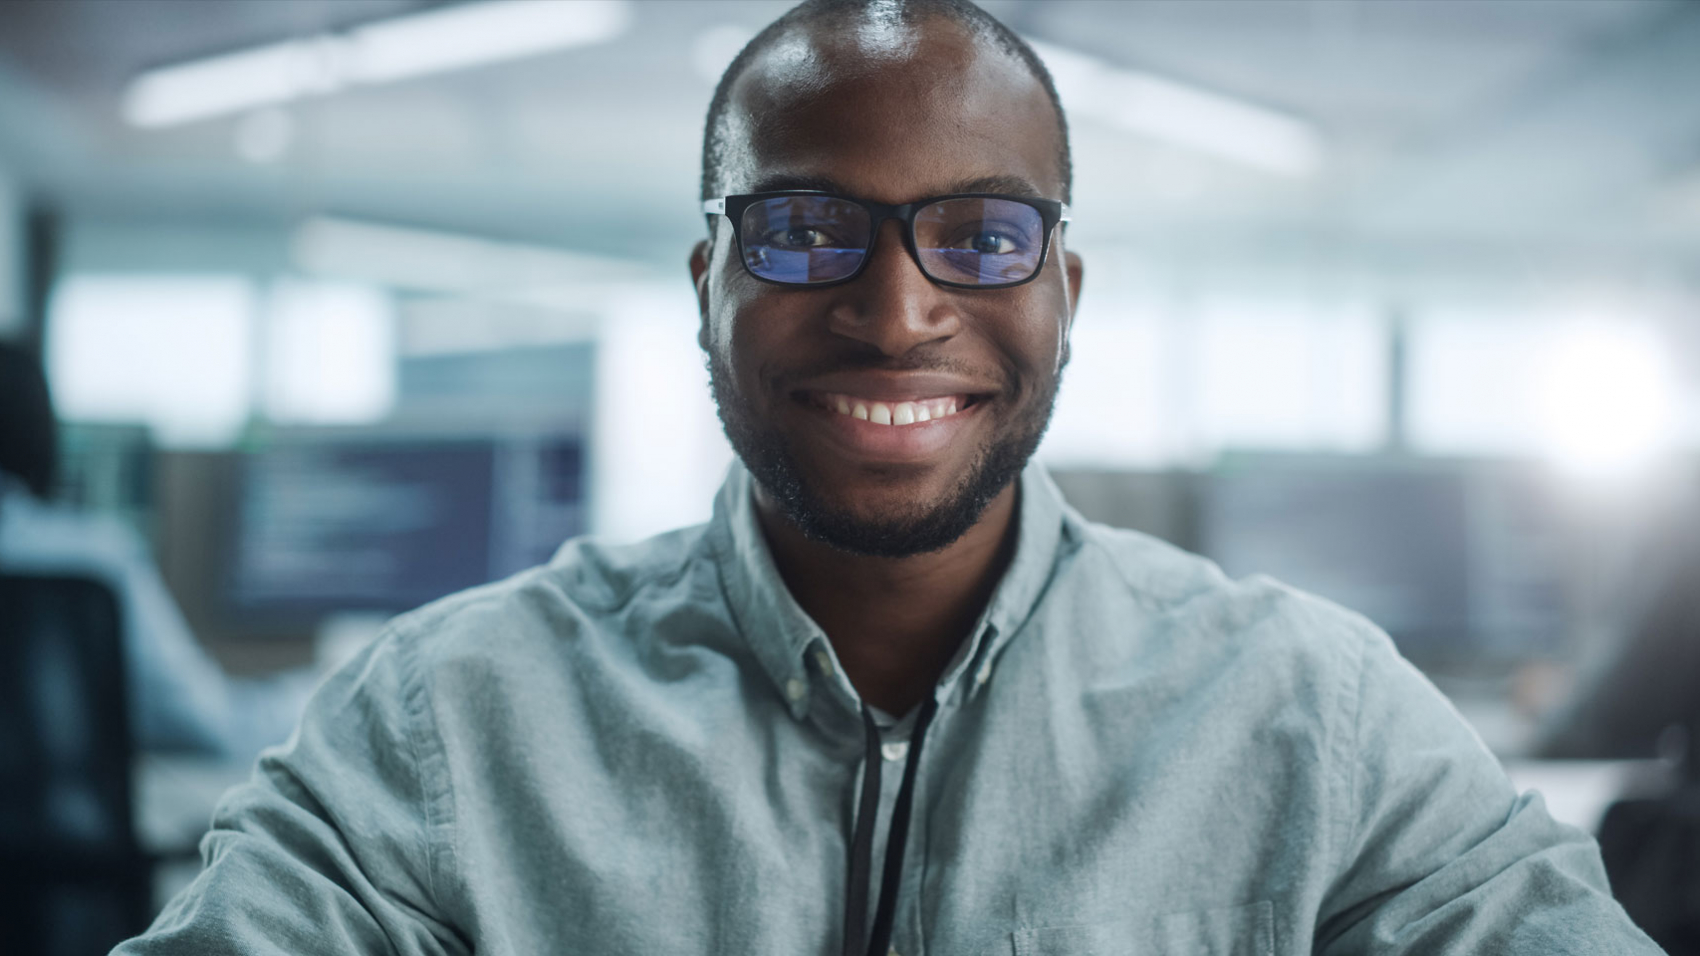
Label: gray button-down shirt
xmin=118 ymin=463 xmax=1662 ymax=955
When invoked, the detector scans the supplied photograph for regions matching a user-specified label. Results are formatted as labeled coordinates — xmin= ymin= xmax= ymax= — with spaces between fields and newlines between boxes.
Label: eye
xmin=942 ymin=222 xmax=1028 ymax=255
xmin=968 ymin=231 xmax=1018 ymax=255
xmin=763 ymin=226 xmax=838 ymax=249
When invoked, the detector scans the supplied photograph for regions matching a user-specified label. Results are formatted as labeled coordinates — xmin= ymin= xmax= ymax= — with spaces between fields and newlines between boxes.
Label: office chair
xmin=0 ymin=573 xmax=152 ymax=956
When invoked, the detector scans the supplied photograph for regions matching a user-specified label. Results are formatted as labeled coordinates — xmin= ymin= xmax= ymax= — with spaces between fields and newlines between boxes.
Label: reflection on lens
xmin=915 ymin=198 xmax=1044 ymax=286
xmin=740 ymin=196 xmax=871 ymax=284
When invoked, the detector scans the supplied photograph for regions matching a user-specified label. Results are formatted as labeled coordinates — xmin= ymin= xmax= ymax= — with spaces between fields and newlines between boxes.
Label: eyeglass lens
xmin=739 ymin=196 xmax=1046 ymax=286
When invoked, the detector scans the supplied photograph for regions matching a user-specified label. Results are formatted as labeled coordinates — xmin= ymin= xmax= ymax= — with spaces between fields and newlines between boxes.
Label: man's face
xmin=691 ymin=17 xmax=1082 ymax=557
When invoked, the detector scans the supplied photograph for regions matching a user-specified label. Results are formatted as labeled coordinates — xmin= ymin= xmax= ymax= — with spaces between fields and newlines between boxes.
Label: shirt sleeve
xmin=113 ymin=629 xmax=468 ymax=956
xmin=1314 ymin=628 xmax=1664 ymax=955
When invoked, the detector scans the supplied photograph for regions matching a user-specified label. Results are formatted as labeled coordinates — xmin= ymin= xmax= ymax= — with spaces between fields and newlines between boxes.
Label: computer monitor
xmin=1197 ymin=456 xmax=1571 ymax=669
xmin=223 ymin=434 xmax=584 ymax=624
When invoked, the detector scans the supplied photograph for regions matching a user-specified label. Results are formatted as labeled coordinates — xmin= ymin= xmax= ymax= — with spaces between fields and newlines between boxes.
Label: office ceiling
xmin=0 ymin=0 xmax=1696 ymax=284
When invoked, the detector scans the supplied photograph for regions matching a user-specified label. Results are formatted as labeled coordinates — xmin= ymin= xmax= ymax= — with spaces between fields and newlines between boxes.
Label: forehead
xmin=723 ymin=16 xmax=1063 ymax=202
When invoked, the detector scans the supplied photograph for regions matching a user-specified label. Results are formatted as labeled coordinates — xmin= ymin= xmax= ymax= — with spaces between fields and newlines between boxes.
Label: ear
xmin=1064 ymin=249 xmax=1084 ymax=317
xmin=1060 ymin=249 xmax=1084 ymax=369
xmin=689 ymin=239 xmax=712 ymax=351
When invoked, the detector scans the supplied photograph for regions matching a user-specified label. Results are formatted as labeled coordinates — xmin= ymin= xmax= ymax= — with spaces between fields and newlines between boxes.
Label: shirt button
xmin=880 ymin=741 xmax=909 ymax=762
xmin=785 ymin=678 xmax=807 ymax=702
xmin=813 ymin=650 xmax=833 ymax=674
xmin=974 ymin=662 xmax=993 ymax=686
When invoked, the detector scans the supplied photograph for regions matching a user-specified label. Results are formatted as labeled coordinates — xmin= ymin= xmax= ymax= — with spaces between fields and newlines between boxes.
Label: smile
xmin=790 ymin=389 xmax=990 ymax=463
xmin=805 ymin=391 xmax=979 ymax=427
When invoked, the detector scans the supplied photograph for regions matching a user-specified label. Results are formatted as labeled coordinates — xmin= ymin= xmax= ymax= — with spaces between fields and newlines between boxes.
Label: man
xmin=117 ymin=1 xmax=1662 ymax=953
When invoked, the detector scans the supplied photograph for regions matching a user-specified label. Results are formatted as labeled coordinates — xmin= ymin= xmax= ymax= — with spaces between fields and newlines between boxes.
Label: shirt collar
xmin=706 ymin=459 xmax=1069 ymax=721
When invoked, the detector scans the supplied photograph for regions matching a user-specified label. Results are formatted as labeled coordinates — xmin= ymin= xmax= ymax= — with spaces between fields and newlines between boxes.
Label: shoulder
xmin=1056 ymin=510 xmax=1384 ymax=698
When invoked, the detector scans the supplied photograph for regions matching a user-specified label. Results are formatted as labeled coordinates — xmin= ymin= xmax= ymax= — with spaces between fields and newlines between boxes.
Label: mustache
xmin=773 ymin=350 xmax=1011 ymax=390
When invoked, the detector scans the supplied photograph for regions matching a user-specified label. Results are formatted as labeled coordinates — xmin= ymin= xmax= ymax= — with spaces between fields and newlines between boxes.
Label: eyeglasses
xmin=702 ymin=191 xmax=1070 ymax=290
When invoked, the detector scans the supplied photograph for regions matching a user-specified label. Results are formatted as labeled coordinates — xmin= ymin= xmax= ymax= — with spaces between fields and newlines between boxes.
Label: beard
xmin=708 ymin=351 xmax=1059 ymax=558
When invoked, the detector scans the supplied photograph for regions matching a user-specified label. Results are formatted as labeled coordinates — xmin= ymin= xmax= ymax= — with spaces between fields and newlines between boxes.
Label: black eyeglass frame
xmin=702 ymin=190 xmax=1072 ymax=290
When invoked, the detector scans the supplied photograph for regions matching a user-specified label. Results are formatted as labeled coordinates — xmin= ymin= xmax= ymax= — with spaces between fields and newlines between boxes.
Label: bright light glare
xmin=1535 ymin=325 xmax=1677 ymax=478
xmin=1028 ymin=40 xmax=1322 ymax=177
xmin=123 ymin=0 xmax=631 ymax=128
xmin=47 ymin=275 xmax=255 ymax=447
xmin=263 ymin=281 xmax=396 ymax=425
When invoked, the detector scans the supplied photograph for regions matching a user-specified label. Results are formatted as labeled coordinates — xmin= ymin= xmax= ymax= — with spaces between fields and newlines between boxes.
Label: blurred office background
xmin=0 ymin=0 xmax=1698 ymax=951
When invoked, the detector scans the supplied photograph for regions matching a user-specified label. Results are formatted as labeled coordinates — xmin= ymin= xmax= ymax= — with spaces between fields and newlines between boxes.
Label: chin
xmin=779 ymin=464 xmax=996 ymax=557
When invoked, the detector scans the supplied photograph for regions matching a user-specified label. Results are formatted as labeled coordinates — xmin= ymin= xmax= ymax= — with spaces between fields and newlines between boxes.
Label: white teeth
xmin=823 ymin=393 xmax=967 ymax=425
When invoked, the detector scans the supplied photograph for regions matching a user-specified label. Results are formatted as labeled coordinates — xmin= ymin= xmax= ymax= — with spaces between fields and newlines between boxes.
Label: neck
xmin=755 ymin=482 xmax=1020 ymax=716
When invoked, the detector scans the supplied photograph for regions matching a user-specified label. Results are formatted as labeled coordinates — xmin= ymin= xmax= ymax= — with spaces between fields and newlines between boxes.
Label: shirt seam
xmin=552 ymin=538 xmax=703 ymax=617
xmin=1330 ymin=628 xmax=1370 ymax=887
xmin=1078 ymin=531 xmax=1180 ymax=615
xmin=705 ymin=506 xmax=818 ymax=718
xmin=394 ymin=624 xmax=460 ymax=926
xmin=980 ymin=515 xmax=1077 ymax=644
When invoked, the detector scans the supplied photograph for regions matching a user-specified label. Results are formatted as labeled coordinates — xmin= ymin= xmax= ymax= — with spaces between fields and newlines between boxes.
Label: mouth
xmin=797 ymin=391 xmax=986 ymax=426
xmin=787 ymin=389 xmax=992 ymax=464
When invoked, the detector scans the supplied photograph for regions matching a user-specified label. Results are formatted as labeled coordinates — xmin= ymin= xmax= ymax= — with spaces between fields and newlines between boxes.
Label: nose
xmin=824 ymin=220 xmax=963 ymax=356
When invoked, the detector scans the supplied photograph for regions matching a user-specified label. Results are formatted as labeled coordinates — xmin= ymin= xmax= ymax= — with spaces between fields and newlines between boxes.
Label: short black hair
xmin=0 ymin=341 xmax=57 ymax=499
xmin=700 ymin=0 xmax=1072 ymax=205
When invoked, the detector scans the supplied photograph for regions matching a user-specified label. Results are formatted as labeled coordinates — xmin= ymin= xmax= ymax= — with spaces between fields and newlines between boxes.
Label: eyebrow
xmin=744 ymin=172 xmax=1047 ymax=201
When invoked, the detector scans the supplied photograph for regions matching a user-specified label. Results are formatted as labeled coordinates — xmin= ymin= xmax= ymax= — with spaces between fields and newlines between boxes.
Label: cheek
xmin=990 ymin=297 xmax=1069 ymax=389
xmin=707 ymin=258 xmax=764 ymax=364
xmin=712 ymin=288 xmax=796 ymax=401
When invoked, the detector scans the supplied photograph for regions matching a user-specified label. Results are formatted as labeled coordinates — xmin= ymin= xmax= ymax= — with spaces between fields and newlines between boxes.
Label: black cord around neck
xmin=842 ymin=696 xmax=939 ymax=956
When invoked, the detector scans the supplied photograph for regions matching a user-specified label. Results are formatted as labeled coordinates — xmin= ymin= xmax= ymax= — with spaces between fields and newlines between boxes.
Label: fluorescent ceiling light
xmin=1027 ymin=40 xmax=1323 ymax=177
xmin=123 ymin=0 xmax=632 ymax=128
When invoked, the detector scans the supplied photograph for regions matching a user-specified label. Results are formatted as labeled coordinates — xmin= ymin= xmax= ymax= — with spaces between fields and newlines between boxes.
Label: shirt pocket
xmin=1011 ymin=900 xmax=1274 ymax=956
